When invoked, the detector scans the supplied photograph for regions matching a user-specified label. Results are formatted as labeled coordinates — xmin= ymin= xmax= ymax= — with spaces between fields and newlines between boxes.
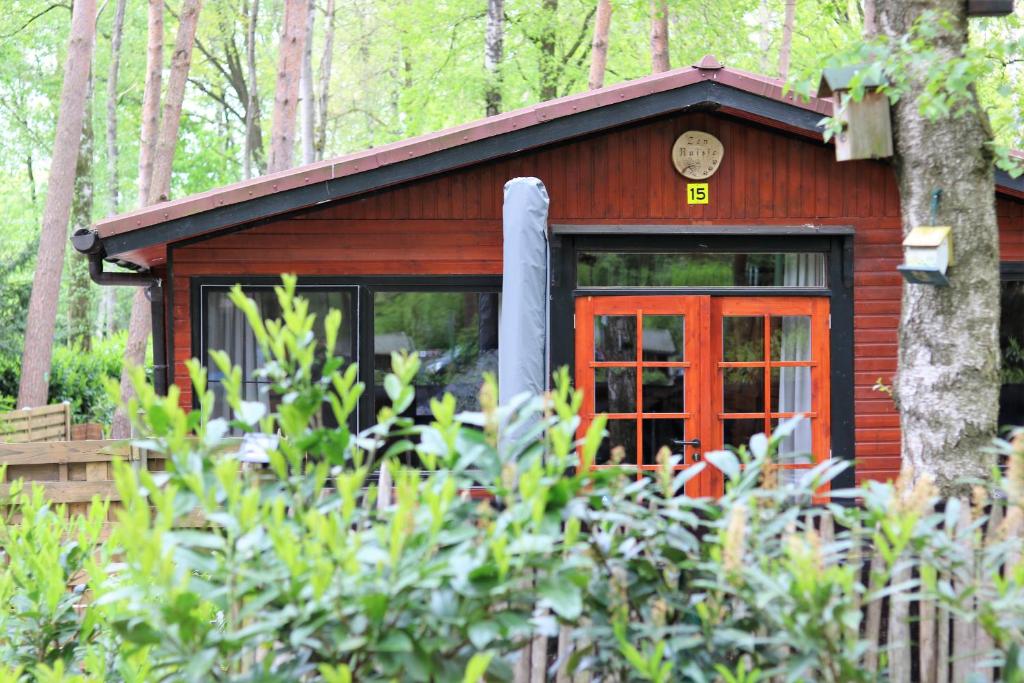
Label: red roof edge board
xmin=92 ymin=57 xmax=1024 ymax=265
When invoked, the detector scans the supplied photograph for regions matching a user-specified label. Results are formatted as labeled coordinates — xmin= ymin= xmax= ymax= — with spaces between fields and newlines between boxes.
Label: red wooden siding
xmin=170 ymin=110 xmax=1024 ymax=485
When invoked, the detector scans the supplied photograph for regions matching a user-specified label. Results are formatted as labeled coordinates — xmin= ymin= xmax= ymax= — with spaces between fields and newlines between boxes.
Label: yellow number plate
xmin=687 ymin=183 xmax=709 ymax=205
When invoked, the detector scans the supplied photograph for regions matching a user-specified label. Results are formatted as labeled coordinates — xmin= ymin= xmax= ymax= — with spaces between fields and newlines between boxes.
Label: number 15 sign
xmin=687 ymin=183 xmax=709 ymax=205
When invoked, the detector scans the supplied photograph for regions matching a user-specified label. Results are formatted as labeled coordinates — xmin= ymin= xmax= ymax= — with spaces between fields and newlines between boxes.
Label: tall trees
xmin=588 ymin=0 xmax=612 ymax=90
xmin=484 ymin=0 xmax=504 ymax=116
xmin=243 ymin=0 xmax=261 ymax=178
xmin=66 ymin=69 xmax=94 ymax=351
xmin=649 ymin=0 xmax=670 ymax=73
xmin=299 ymin=0 xmax=316 ymax=165
xmin=17 ymin=0 xmax=97 ymax=408
xmin=315 ymin=0 xmax=335 ymax=160
xmin=268 ymin=0 xmax=309 ymax=173
xmin=876 ymin=0 xmax=1001 ymax=492
xmin=97 ymin=0 xmax=127 ymax=339
xmin=778 ymin=0 xmax=796 ymax=79
xmin=111 ymin=0 xmax=203 ymax=439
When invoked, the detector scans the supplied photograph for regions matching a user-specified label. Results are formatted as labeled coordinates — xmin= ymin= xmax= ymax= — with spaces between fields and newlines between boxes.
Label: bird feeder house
xmin=967 ymin=0 xmax=1014 ymax=16
xmin=897 ymin=226 xmax=954 ymax=286
xmin=818 ymin=66 xmax=893 ymax=162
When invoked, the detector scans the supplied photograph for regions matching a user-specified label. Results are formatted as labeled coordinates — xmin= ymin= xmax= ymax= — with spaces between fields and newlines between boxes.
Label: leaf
xmin=463 ymin=652 xmax=494 ymax=683
xmin=236 ymin=400 xmax=266 ymax=425
xmin=539 ymin=577 xmax=583 ymax=620
xmin=468 ymin=620 xmax=500 ymax=649
xmin=704 ymin=450 xmax=740 ymax=480
xmin=378 ymin=630 xmax=414 ymax=653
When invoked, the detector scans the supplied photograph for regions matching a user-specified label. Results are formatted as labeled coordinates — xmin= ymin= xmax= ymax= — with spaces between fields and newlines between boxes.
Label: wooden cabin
xmin=81 ymin=57 xmax=1024 ymax=493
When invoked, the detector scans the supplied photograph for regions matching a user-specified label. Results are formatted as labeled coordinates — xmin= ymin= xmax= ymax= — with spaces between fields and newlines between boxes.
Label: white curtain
xmin=777 ymin=254 xmax=815 ymax=462
xmin=207 ymin=291 xmax=268 ymax=420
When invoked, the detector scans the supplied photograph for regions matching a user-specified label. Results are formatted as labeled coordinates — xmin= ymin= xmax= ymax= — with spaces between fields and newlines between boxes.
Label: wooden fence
xmin=0 ymin=439 xmax=164 ymax=520
xmin=0 ymin=403 xmax=72 ymax=442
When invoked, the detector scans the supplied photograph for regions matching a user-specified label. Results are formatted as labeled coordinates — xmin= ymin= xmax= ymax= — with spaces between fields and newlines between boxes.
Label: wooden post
xmin=951 ymin=501 xmax=976 ymax=682
xmin=556 ymin=625 xmax=572 ymax=683
xmin=863 ymin=534 xmax=886 ymax=674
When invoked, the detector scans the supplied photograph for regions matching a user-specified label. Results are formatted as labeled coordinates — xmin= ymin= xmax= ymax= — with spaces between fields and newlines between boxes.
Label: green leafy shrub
xmin=1 ymin=277 xmax=1024 ymax=682
xmin=0 ymin=334 xmax=129 ymax=425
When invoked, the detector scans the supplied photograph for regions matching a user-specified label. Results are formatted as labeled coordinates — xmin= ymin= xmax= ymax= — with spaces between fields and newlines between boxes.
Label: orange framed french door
xmin=575 ymin=294 xmax=831 ymax=497
xmin=574 ymin=295 xmax=712 ymax=495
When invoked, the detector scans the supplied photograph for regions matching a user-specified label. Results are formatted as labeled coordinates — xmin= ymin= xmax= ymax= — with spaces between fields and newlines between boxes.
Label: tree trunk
xmin=110 ymin=0 xmax=203 ymax=439
xmin=484 ymin=0 xmax=504 ymax=116
xmin=587 ymin=0 xmax=611 ymax=90
xmin=243 ymin=0 xmax=261 ymax=178
xmin=649 ymin=0 xmax=670 ymax=73
xmin=877 ymin=0 xmax=1000 ymax=493
xmin=138 ymin=0 xmax=163 ymax=208
xmin=299 ymin=0 xmax=315 ymax=164
xmin=67 ymin=70 xmax=95 ymax=351
xmin=98 ymin=0 xmax=127 ymax=339
xmin=17 ymin=0 xmax=97 ymax=408
xmin=148 ymin=0 xmax=202 ymax=203
xmin=268 ymin=0 xmax=310 ymax=174
xmin=538 ymin=0 xmax=558 ymax=100
xmin=863 ymin=0 xmax=877 ymax=37
xmin=778 ymin=0 xmax=796 ymax=79
xmin=315 ymin=0 xmax=335 ymax=160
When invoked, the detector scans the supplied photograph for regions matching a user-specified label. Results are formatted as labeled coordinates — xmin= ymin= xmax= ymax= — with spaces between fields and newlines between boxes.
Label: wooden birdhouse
xmin=967 ymin=0 xmax=1014 ymax=16
xmin=897 ymin=226 xmax=954 ymax=286
xmin=818 ymin=66 xmax=893 ymax=162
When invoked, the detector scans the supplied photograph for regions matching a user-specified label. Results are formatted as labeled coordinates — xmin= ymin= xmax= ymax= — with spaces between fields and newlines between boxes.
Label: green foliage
xmin=3 ymin=280 xmax=1024 ymax=681
xmin=0 ymin=334 xmax=130 ymax=424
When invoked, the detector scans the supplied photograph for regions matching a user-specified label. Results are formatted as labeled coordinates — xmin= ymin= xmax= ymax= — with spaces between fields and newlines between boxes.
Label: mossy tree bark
xmin=877 ymin=0 xmax=1001 ymax=493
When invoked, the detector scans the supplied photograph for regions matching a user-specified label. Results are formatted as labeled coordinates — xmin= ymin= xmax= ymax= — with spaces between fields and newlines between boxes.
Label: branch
xmin=188 ymin=77 xmax=244 ymax=123
xmin=1 ymin=3 xmax=69 ymax=40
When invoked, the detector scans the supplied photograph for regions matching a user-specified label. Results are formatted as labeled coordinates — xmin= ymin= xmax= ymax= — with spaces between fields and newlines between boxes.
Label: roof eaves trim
xmin=102 ymin=80 xmax=828 ymax=258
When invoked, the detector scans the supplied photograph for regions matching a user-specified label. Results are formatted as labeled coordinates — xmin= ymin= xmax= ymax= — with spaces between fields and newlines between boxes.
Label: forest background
xmin=0 ymin=0 xmax=1020 ymax=423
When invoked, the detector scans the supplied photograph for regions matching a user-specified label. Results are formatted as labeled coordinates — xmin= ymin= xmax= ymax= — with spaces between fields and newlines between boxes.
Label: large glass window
xmin=204 ymin=287 xmax=357 ymax=424
xmin=1002 ymin=277 xmax=1024 ymax=430
xmin=577 ymin=252 xmax=827 ymax=288
xmin=373 ymin=291 xmax=500 ymax=421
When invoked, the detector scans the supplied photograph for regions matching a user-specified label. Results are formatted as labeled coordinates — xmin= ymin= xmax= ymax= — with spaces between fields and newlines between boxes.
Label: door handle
xmin=671 ymin=438 xmax=701 ymax=449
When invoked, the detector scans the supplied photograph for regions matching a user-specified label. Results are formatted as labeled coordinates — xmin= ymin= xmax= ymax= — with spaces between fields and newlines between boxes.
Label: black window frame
xmin=1001 ymin=262 xmax=1024 ymax=433
xmin=549 ymin=229 xmax=855 ymax=491
xmin=192 ymin=275 xmax=503 ymax=432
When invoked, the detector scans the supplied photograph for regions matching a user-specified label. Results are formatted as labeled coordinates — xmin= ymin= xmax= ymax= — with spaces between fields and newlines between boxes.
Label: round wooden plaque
xmin=671 ymin=131 xmax=724 ymax=179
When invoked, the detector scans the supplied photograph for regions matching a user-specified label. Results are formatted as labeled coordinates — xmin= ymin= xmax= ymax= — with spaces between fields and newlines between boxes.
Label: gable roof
xmin=92 ymin=55 xmax=1024 ymax=269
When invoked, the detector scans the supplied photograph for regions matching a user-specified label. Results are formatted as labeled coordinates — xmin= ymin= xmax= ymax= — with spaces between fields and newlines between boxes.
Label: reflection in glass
xmin=723 ymin=316 xmax=764 ymax=361
xmin=642 ymin=419 xmax=686 ymax=465
xmin=642 ymin=369 xmax=684 ymax=413
xmin=723 ymin=419 xmax=764 ymax=450
xmin=723 ymin=368 xmax=764 ymax=413
xmin=577 ymin=252 xmax=827 ymax=288
xmin=595 ymin=368 xmax=637 ymax=414
xmin=597 ymin=420 xmax=636 ymax=465
xmin=770 ymin=316 xmax=811 ymax=361
xmin=642 ymin=315 xmax=684 ymax=362
xmin=771 ymin=367 xmax=812 ymax=413
xmin=594 ymin=315 xmax=636 ymax=362
xmin=1001 ymin=280 xmax=1024 ymax=429
xmin=374 ymin=291 xmax=499 ymax=421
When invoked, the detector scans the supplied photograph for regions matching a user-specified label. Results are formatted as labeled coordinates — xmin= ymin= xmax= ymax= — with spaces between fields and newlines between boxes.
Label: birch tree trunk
xmin=299 ymin=0 xmax=316 ymax=165
xmin=484 ymin=0 xmax=504 ymax=116
xmin=98 ymin=0 xmax=127 ymax=338
xmin=111 ymin=0 xmax=203 ymax=439
xmin=876 ymin=0 xmax=1001 ymax=493
xmin=17 ymin=0 xmax=97 ymax=408
xmin=243 ymin=0 xmax=260 ymax=178
xmin=315 ymin=0 xmax=335 ymax=161
xmin=268 ymin=0 xmax=310 ymax=174
xmin=778 ymin=0 xmax=796 ymax=79
xmin=649 ymin=0 xmax=670 ymax=73
xmin=863 ymin=0 xmax=877 ymax=37
xmin=538 ymin=0 xmax=558 ymax=101
xmin=587 ymin=0 xmax=612 ymax=90
xmin=67 ymin=70 xmax=95 ymax=351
